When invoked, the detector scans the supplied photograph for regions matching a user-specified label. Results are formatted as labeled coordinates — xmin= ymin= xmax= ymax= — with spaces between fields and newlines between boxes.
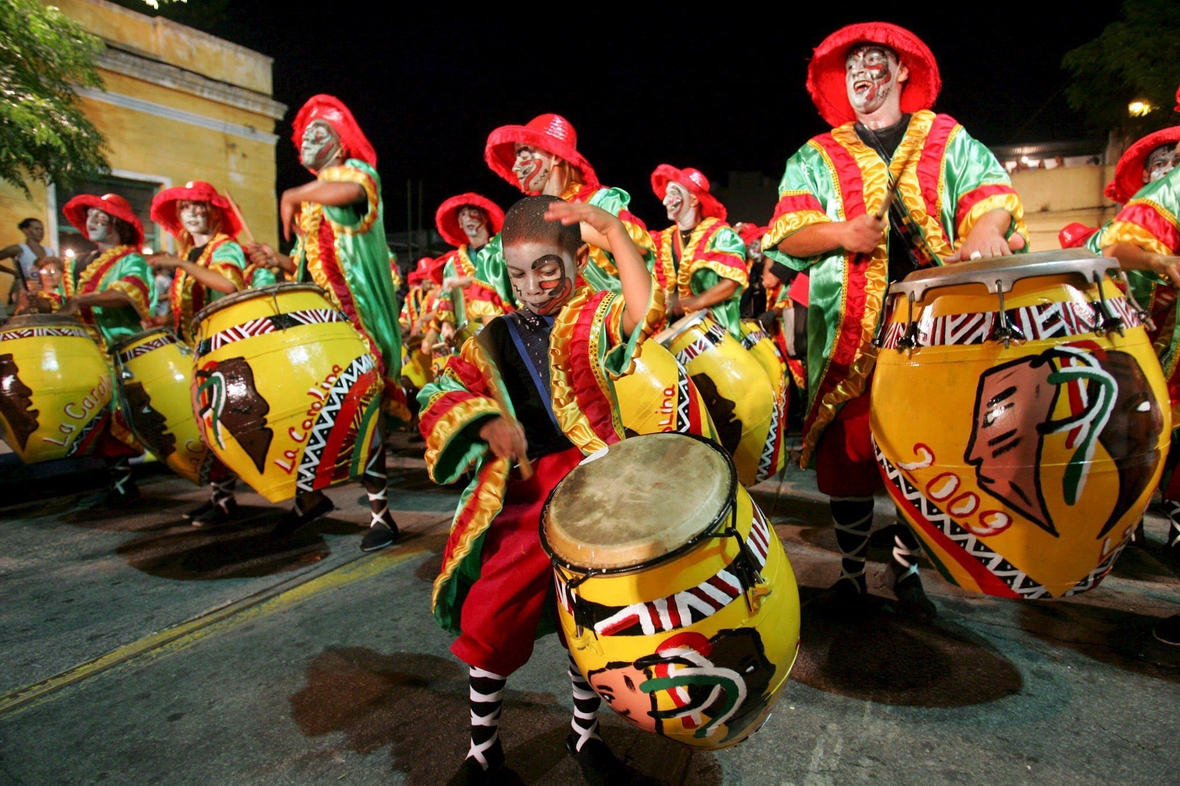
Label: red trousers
xmin=814 ymin=393 xmax=883 ymax=498
xmin=451 ymin=446 xmax=584 ymax=676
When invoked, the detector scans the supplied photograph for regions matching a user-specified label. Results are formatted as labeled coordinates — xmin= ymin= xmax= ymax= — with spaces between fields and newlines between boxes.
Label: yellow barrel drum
xmin=541 ymin=433 xmax=801 ymax=749
xmin=871 ymin=250 xmax=1170 ymax=598
xmin=656 ymin=313 xmax=785 ymax=486
xmin=0 ymin=314 xmax=113 ymax=462
xmin=615 ymin=338 xmax=718 ymax=440
xmin=191 ymin=283 xmax=384 ymax=502
xmin=112 ymin=328 xmax=208 ymax=484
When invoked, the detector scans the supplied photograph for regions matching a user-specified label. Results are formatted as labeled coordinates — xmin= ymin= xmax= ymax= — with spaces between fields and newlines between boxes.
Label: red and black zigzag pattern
xmin=0 ymin=327 xmax=90 ymax=343
xmin=196 ymin=309 xmax=349 ymax=356
xmin=116 ymin=333 xmax=178 ymax=363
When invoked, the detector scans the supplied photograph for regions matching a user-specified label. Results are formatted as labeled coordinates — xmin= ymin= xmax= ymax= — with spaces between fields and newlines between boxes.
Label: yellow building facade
xmin=1 ymin=0 xmax=285 ymax=301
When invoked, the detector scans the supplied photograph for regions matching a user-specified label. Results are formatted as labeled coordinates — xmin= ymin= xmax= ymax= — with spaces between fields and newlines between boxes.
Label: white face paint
xmin=845 ymin=45 xmax=901 ymax=117
xmin=457 ymin=206 xmax=489 ymax=242
xmin=300 ymin=120 xmax=342 ymax=171
xmin=663 ymin=181 xmax=700 ymax=227
xmin=86 ymin=208 xmax=111 ymax=244
xmin=1145 ymin=143 xmax=1179 ymax=184
xmin=178 ymin=200 xmax=210 ymax=236
xmin=512 ymin=144 xmax=555 ymax=194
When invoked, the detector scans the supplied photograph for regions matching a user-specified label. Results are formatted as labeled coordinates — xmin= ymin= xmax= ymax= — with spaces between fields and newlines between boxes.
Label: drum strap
xmin=503 ymin=312 xmax=564 ymax=436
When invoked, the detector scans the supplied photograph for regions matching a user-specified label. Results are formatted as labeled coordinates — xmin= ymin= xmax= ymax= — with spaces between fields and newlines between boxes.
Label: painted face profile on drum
xmin=195 ymin=356 xmax=274 ymax=474
xmin=121 ymin=381 xmax=175 ymax=459
xmin=965 ymin=345 xmax=1163 ymax=539
xmin=0 ymin=353 xmax=39 ymax=451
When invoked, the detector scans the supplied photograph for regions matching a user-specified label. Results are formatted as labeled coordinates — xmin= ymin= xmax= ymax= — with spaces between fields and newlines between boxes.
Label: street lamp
xmin=1128 ymin=100 xmax=1155 ymax=118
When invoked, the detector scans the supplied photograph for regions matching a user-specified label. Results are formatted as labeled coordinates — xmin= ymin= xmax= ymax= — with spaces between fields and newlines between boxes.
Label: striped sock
xmin=568 ymin=655 xmax=601 ymax=753
xmin=363 ymin=446 xmax=391 ymax=528
xmin=210 ymin=477 xmax=236 ymax=511
xmin=890 ymin=523 xmax=922 ymax=582
xmin=108 ymin=459 xmax=133 ymax=495
xmin=466 ymin=667 xmax=506 ymax=771
xmin=831 ymin=496 xmax=874 ymax=593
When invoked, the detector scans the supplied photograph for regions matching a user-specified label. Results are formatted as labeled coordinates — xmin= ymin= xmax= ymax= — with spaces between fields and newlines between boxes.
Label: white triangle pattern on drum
xmin=872 ymin=437 xmax=1049 ymax=599
xmin=295 ymin=353 xmax=375 ymax=493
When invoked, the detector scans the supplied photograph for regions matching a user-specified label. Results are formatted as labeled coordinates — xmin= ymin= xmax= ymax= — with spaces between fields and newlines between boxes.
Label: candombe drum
xmin=615 ymin=338 xmax=718 ymax=440
xmin=871 ymin=250 xmax=1170 ymax=599
xmin=0 ymin=313 xmax=113 ymax=462
xmin=739 ymin=319 xmax=789 ymax=436
xmin=190 ymin=283 xmax=384 ymax=502
xmin=541 ymin=433 xmax=801 ymax=750
xmin=111 ymin=328 xmax=208 ymax=484
xmin=655 ymin=313 xmax=785 ymax=486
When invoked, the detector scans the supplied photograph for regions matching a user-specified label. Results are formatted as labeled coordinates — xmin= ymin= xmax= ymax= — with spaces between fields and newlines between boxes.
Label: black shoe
xmin=808 ymin=577 xmax=871 ymax=617
xmin=270 ymin=493 xmax=334 ymax=539
xmin=104 ymin=481 xmax=141 ymax=509
xmin=566 ymin=734 xmax=650 ymax=786
xmin=183 ymin=501 xmax=214 ymax=521
xmin=892 ymin=570 xmax=938 ymax=621
xmin=446 ymin=740 xmax=520 ymax=785
xmin=1153 ymin=614 xmax=1180 ymax=646
xmin=360 ymin=518 xmax=400 ymax=552
xmin=190 ymin=498 xmax=239 ymax=528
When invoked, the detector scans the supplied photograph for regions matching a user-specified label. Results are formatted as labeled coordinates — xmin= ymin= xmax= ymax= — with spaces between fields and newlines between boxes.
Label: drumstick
xmin=875 ymin=183 xmax=895 ymax=221
xmin=224 ymin=192 xmax=257 ymax=246
xmin=475 ymin=332 xmax=533 ymax=480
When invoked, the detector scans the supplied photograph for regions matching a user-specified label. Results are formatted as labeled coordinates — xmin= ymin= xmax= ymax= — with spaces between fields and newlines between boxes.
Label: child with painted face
xmin=417 ymin=195 xmax=660 ymax=784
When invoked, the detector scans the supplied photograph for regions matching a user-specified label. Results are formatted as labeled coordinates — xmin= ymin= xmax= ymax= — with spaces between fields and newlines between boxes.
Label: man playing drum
xmin=149 ymin=181 xmax=267 ymax=525
xmin=651 ymin=165 xmax=748 ymax=338
xmin=419 ymin=196 xmax=661 ymax=784
xmin=761 ymin=22 xmax=1028 ymax=617
xmin=483 ymin=113 xmax=656 ymax=297
xmin=245 ymin=94 xmax=406 ymax=552
xmin=58 ymin=193 xmax=156 ymax=506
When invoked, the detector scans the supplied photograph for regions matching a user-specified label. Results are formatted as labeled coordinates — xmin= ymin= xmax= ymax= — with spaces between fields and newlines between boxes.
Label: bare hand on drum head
xmin=840 ymin=213 xmax=886 ymax=255
xmin=1151 ymin=254 xmax=1180 ymax=288
xmin=479 ymin=416 xmax=528 ymax=462
xmin=946 ymin=210 xmax=1026 ymax=262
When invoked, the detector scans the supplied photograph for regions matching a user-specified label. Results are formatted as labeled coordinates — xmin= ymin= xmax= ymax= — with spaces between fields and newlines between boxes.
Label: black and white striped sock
xmin=363 ymin=445 xmax=391 ymax=528
xmin=567 ymin=655 xmax=601 ymax=753
xmin=108 ymin=459 xmax=133 ymax=495
xmin=210 ymin=477 xmax=236 ymax=511
xmin=890 ymin=522 xmax=922 ymax=582
xmin=466 ymin=666 xmax=506 ymax=771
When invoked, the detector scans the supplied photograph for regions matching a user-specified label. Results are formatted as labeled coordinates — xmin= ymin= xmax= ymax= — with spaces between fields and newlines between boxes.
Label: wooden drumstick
xmin=475 ymin=332 xmax=533 ymax=480
xmin=875 ymin=183 xmax=895 ymax=221
xmin=224 ymin=192 xmax=257 ymax=246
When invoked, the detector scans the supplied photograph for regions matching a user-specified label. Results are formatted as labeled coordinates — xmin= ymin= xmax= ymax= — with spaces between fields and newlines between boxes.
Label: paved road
xmin=2 ymin=437 xmax=1179 ymax=785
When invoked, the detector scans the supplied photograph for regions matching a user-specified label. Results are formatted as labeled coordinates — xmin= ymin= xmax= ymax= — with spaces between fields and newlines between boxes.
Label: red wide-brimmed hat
xmin=62 ymin=193 xmax=145 ymax=248
xmin=291 ymin=94 xmax=377 ymax=171
xmin=149 ymin=181 xmax=242 ymax=239
xmin=435 ymin=193 xmax=505 ymax=248
xmin=485 ymin=114 xmax=600 ymax=193
xmin=1058 ymin=222 xmax=1099 ymax=249
xmin=1105 ymin=126 xmax=1180 ymax=204
xmin=651 ymin=165 xmax=727 ymax=221
xmin=807 ymin=22 xmax=941 ymax=128
xmin=408 ymin=256 xmax=446 ymax=286
xmin=736 ymin=223 xmax=767 ymax=245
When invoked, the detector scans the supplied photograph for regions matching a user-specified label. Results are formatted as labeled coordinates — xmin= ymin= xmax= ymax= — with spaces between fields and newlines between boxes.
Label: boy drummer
xmin=419 ymin=196 xmax=661 ymax=784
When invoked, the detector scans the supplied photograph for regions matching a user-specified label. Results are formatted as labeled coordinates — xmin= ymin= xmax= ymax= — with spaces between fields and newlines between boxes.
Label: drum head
xmin=888 ymin=249 xmax=1115 ymax=301
xmin=108 ymin=327 xmax=177 ymax=355
xmin=653 ymin=310 xmax=709 ymax=346
xmin=1 ymin=313 xmax=85 ymax=330
xmin=191 ymin=282 xmax=326 ymax=324
xmin=543 ymin=433 xmax=734 ymax=571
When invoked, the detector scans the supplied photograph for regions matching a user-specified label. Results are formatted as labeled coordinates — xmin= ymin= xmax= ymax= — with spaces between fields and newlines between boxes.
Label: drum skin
xmin=191 ymin=284 xmax=384 ymax=503
xmin=542 ymin=434 xmax=801 ymax=750
xmin=615 ymin=338 xmax=718 ymax=440
xmin=656 ymin=313 xmax=784 ymax=486
xmin=0 ymin=314 xmax=112 ymax=463
xmin=872 ymin=258 xmax=1170 ymax=599
xmin=112 ymin=329 xmax=207 ymax=484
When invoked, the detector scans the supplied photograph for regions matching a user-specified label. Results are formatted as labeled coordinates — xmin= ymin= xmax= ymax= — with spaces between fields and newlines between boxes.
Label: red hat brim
xmin=62 ymin=194 xmax=145 ymax=248
xmin=651 ymin=164 xmax=727 ymax=221
xmin=1058 ymin=222 xmax=1099 ymax=249
xmin=292 ymin=94 xmax=377 ymax=171
xmin=807 ymin=22 xmax=941 ymax=128
xmin=435 ymin=193 xmax=505 ymax=248
xmin=1108 ymin=126 xmax=1180 ymax=204
xmin=150 ymin=182 xmax=241 ymax=240
xmin=484 ymin=124 xmax=600 ymax=193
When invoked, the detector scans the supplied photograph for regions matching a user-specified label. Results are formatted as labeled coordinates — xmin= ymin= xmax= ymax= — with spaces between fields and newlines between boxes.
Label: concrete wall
xmin=1 ymin=0 xmax=285 ymax=303
xmin=1009 ymin=164 xmax=1118 ymax=252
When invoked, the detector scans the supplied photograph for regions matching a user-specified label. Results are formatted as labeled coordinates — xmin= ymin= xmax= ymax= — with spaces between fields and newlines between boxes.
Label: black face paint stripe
xmin=988 ymin=386 xmax=1017 ymax=408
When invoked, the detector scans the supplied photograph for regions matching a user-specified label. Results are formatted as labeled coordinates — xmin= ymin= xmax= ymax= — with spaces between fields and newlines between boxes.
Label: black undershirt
xmin=855 ymin=113 xmax=921 ymax=283
xmin=478 ymin=313 xmax=575 ymax=461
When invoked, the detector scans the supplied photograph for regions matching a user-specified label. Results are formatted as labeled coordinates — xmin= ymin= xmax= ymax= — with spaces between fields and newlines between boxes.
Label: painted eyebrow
xmin=988 ymin=386 xmax=1017 ymax=408
xmin=532 ymin=254 xmax=564 ymax=269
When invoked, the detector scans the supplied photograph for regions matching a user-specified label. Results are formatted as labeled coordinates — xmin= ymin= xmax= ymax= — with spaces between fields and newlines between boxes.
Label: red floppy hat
xmin=291 ymin=94 xmax=377 ymax=171
xmin=62 ymin=193 xmax=145 ymax=248
xmin=435 ymin=193 xmax=505 ymax=248
xmin=149 ymin=181 xmax=241 ymax=239
xmin=1105 ymin=126 xmax=1180 ymax=205
xmin=485 ymin=114 xmax=600 ymax=193
xmin=651 ymin=165 xmax=727 ymax=221
xmin=1058 ymin=222 xmax=1099 ymax=250
xmin=807 ymin=22 xmax=941 ymax=128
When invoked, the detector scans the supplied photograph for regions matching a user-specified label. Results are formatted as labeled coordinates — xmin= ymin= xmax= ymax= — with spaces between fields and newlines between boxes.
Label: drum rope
xmin=831 ymin=497 xmax=874 ymax=587
xmin=362 ymin=445 xmax=391 ymax=528
xmin=465 ymin=667 xmax=506 ymax=770
xmin=210 ymin=477 xmax=237 ymax=511
xmin=567 ymin=655 xmax=602 ymax=752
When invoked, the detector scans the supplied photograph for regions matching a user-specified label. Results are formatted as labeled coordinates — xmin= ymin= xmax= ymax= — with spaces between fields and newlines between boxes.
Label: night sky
xmin=153 ymin=4 xmax=1118 ymax=234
